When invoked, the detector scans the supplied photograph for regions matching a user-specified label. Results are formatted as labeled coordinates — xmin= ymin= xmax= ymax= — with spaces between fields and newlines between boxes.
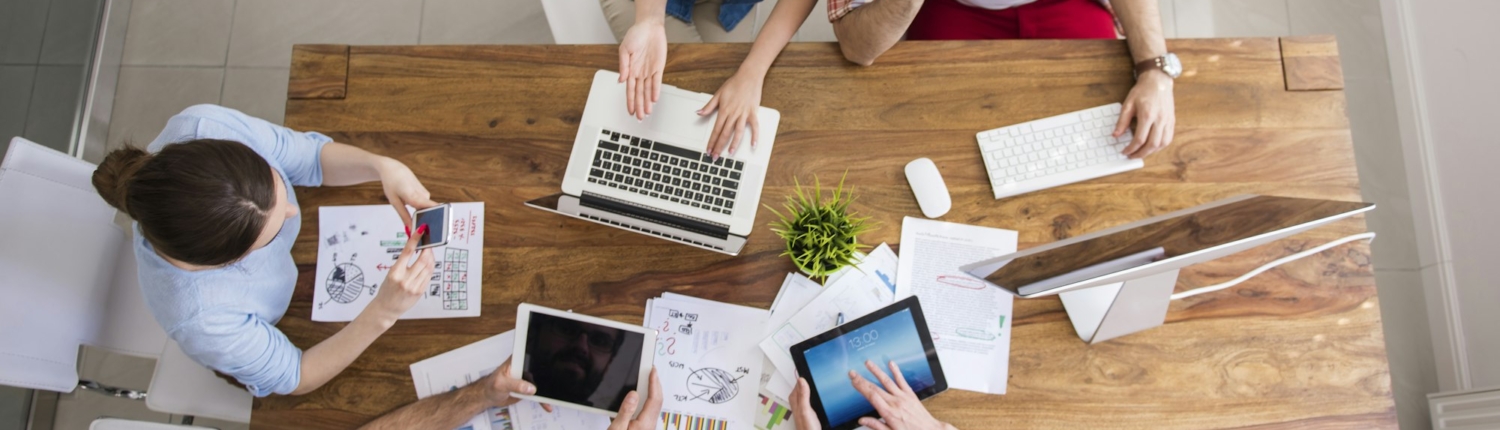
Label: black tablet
xmin=790 ymin=296 xmax=947 ymax=430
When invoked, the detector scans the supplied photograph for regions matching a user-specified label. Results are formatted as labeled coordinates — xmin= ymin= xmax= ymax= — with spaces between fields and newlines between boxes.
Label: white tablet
xmin=510 ymin=303 xmax=657 ymax=417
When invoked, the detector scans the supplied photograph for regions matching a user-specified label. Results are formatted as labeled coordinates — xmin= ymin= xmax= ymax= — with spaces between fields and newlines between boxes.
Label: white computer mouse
xmin=904 ymin=158 xmax=951 ymax=218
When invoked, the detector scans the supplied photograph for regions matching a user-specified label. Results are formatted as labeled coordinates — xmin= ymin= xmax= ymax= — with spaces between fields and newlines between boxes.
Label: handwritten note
xmin=314 ymin=203 xmax=484 ymax=321
xmin=896 ymin=217 xmax=1017 ymax=394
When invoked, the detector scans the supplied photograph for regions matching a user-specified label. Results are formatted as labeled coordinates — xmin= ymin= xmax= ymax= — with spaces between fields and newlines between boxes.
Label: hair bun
xmin=92 ymin=147 xmax=152 ymax=214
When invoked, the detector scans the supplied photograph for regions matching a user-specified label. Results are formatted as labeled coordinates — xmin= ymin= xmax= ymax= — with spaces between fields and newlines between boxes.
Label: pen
xmin=837 ymin=312 xmax=845 ymax=325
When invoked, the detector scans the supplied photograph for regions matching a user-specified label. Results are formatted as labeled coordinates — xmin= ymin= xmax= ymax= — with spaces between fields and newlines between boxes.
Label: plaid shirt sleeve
xmin=828 ymin=0 xmax=873 ymax=22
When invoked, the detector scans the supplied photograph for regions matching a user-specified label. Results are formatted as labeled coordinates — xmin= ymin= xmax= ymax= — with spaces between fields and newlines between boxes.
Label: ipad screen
xmin=802 ymin=308 xmax=938 ymax=427
xmin=522 ymin=312 xmax=646 ymax=411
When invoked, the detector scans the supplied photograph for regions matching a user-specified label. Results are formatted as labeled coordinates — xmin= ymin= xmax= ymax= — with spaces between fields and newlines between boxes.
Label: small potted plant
xmin=767 ymin=174 xmax=876 ymax=284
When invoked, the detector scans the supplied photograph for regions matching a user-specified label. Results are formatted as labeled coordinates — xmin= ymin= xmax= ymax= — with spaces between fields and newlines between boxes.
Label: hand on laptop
xmin=619 ymin=19 xmax=667 ymax=121
xmin=698 ymin=71 xmax=762 ymax=160
xmin=1114 ymin=70 xmax=1176 ymax=160
xmin=606 ymin=368 xmax=662 ymax=430
xmin=791 ymin=360 xmax=957 ymax=430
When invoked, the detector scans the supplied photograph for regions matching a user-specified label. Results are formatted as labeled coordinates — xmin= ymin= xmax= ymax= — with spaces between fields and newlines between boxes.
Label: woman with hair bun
xmin=93 ymin=104 xmax=438 ymax=397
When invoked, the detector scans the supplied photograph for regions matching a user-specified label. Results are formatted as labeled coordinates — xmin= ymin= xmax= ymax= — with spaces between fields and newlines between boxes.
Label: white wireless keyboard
xmin=977 ymin=103 xmax=1144 ymax=200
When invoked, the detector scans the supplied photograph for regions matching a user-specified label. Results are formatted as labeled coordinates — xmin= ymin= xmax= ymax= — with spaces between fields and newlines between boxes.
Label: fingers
xmin=625 ymin=72 xmax=638 ymax=117
xmin=749 ymin=115 xmax=760 ymax=149
xmin=707 ymin=108 xmax=730 ymax=158
xmin=849 ymin=370 xmax=895 ymax=416
xmin=887 ymin=361 xmax=913 ymax=394
xmin=792 ymin=378 xmax=821 ymax=430
xmin=859 ymin=417 xmax=894 ymax=430
xmin=1123 ymin=112 xmax=1152 ymax=157
xmin=542 ymin=403 xmax=554 ymax=413
xmin=864 ymin=360 xmax=899 ymax=396
xmin=498 ymin=357 xmax=512 ymax=376
xmin=392 ymin=230 xmax=424 ymax=270
xmin=1139 ymin=118 xmax=1165 ymax=159
xmin=651 ymin=71 xmax=662 ymax=104
xmin=635 ymin=368 xmax=663 ymax=425
xmin=640 ymin=74 xmax=653 ymax=116
xmin=1113 ymin=101 xmax=1135 ymax=138
xmin=392 ymin=199 xmax=414 ymax=228
xmin=618 ymin=50 xmax=630 ymax=83
xmin=725 ymin=119 xmax=744 ymax=158
xmin=608 ymin=391 xmax=640 ymax=430
xmin=698 ymin=94 xmax=719 ymax=117
xmin=405 ymin=247 xmax=436 ymax=286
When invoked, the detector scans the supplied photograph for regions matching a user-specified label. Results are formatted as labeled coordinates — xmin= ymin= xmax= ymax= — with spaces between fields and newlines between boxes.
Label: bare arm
xmin=830 ymin=0 xmax=924 ymax=66
xmin=361 ymin=359 xmax=538 ymax=430
xmin=1112 ymin=0 xmax=1166 ymax=63
xmin=317 ymin=142 xmax=438 ymax=227
xmin=1109 ymin=0 xmax=1177 ymax=159
xmin=290 ymin=231 xmax=436 ymax=395
xmin=700 ymin=0 xmax=817 ymax=157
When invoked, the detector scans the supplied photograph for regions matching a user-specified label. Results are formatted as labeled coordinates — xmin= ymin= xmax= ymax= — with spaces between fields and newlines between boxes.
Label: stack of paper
xmin=895 ymin=217 xmax=1018 ymax=394
xmin=316 ymin=202 xmax=485 ymax=322
xmin=408 ymin=330 xmax=610 ymax=430
xmin=757 ymin=243 xmax=900 ymax=400
xmin=643 ymin=293 xmax=771 ymax=430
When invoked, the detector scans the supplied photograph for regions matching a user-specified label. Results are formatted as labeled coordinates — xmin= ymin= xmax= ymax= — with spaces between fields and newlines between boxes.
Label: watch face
xmin=1163 ymin=54 xmax=1183 ymax=78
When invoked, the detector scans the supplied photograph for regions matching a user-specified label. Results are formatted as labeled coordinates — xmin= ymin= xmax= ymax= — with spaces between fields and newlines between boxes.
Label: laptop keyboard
xmin=588 ymin=128 xmax=745 ymax=215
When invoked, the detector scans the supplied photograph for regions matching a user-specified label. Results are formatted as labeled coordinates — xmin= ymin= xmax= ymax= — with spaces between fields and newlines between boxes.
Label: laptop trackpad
xmin=616 ymin=92 xmax=715 ymax=145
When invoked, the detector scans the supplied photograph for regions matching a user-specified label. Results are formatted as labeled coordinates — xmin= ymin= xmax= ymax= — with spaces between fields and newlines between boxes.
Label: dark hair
xmin=92 ymin=139 xmax=277 ymax=266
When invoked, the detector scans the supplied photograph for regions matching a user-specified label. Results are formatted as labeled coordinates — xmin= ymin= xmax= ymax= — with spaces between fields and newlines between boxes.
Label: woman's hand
xmin=368 ymin=230 xmax=435 ymax=323
xmin=620 ymin=20 xmax=668 ymax=121
xmin=376 ymin=158 xmax=438 ymax=227
xmin=607 ymin=368 xmax=662 ymax=430
xmin=847 ymin=360 xmax=956 ymax=430
xmin=698 ymin=70 xmax=764 ymax=160
xmin=1113 ymin=70 xmax=1176 ymax=159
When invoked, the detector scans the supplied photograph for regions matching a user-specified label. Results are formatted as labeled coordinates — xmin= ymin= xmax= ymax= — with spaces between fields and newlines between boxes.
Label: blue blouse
xmin=135 ymin=104 xmax=330 ymax=397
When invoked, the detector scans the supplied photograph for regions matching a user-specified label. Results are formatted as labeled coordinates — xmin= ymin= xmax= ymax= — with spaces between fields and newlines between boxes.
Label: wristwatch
xmin=1135 ymin=53 xmax=1182 ymax=79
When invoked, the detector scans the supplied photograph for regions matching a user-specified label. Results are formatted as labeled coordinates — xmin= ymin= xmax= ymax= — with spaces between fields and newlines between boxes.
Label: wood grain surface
xmin=289 ymin=44 xmax=349 ymax=99
xmin=258 ymin=37 xmax=1395 ymax=429
xmin=1281 ymin=35 xmax=1345 ymax=91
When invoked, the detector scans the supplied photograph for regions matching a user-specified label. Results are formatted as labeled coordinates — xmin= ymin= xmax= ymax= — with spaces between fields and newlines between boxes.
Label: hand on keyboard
xmin=1114 ymin=70 xmax=1177 ymax=159
xmin=698 ymin=71 xmax=762 ymax=161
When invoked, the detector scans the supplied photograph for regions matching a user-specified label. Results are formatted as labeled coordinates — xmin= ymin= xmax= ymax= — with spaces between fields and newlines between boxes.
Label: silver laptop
xmin=526 ymin=70 xmax=781 ymax=255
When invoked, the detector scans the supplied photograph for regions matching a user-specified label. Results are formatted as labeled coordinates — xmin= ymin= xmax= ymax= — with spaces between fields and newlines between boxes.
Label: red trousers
xmin=907 ymin=0 xmax=1117 ymax=40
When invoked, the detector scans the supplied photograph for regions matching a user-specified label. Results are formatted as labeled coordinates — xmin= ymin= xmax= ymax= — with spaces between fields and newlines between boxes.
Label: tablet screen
xmin=801 ymin=308 xmax=938 ymax=427
xmin=521 ymin=312 xmax=646 ymax=411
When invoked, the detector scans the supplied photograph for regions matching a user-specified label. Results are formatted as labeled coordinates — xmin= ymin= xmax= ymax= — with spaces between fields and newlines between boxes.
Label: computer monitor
xmin=960 ymin=195 xmax=1374 ymax=343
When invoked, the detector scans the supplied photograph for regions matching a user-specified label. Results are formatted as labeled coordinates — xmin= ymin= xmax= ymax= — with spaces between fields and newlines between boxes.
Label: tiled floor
xmin=79 ymin=0 xmax=1432 ymax=429
xmin=0 ymin=0 xmax=106 ymax=154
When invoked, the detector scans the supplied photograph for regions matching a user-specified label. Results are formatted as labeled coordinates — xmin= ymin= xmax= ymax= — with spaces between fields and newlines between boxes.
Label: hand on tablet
xmin=606 ymin=368 xmax=662 ymax=430
xmin=480 ymin=358 xmax=551 ymax=411
xmin=845 ymin=360 xmax=957 ymax=430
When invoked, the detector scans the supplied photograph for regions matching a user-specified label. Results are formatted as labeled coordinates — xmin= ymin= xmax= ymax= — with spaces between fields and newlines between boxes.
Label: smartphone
xmin=411 ymin=203 xmax=451 ymax=250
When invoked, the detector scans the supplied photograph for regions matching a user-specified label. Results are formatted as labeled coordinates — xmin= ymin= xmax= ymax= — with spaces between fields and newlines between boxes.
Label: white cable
xmin=1169 ymin=232 xmax=1377 ymax=301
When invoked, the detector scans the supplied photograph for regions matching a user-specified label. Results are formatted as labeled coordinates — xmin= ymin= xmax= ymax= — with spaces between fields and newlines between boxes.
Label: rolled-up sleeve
xmin=172 ymin=311 xmax=303 ymax=397
xmin=164 ymin=104 xmax=331 ymax=187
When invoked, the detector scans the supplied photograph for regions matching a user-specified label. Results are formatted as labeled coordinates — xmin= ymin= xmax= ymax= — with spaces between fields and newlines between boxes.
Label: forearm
xmin=634 ymin=0 xmax=667 ymax=24
xmin=736 ymin=0 xmax=818 ymax=78
xmin=290 ymin=308 xmax=397 ymax=394
xmin=319 ymin=142 xmax=399 ymax=186
xmin=831 ymin=0 xmax=924 ymax=66
xmin=360 ymin=382 xmax=490 ymax=430
xmin=1112 ymin=0 xmax=1166 ymax=62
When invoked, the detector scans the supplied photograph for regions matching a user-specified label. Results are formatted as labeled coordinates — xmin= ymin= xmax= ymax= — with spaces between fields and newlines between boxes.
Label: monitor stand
xmin=1058 ymin=269 xmax=1179 ymax=344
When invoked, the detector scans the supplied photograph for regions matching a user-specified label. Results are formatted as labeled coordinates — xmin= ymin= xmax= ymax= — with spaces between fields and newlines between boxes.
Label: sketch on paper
xmin=314 ymin=203 xmax=485 ymax=321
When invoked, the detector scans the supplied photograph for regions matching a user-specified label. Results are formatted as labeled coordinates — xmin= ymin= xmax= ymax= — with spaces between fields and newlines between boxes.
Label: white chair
xmin=0 ymin=137 xmax=252 ymax=423
xmin=540 ymin=0 xmax=618 ymax=44
xmin=90 ymin=418 xmax=214 ymax=430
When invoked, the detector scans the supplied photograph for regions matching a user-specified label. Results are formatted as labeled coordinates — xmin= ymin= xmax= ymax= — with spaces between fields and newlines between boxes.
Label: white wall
xmin=1384 ymin=0 xmax=1500 ymax=393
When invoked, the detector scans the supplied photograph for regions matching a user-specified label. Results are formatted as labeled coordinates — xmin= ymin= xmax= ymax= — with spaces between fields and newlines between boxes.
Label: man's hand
xmin=478 ymin=358 xmax=537 ymax=409
xmin=607 ymin=368 xmax=662 ymax=430
xmin=620 ymin=21 xmax=668 ymax=121
xmin=847 ymin=360 xmax=955 ymax=430
xmin=376 ymin=158 xmax=438 ymax=227
xmin=1113 ymin=70 xmax=1176 ymax=159
xmin=698 ymin=70 xmax=764 ymax=160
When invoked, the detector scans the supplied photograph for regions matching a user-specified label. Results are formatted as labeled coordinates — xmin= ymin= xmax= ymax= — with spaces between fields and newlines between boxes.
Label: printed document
xmin=896 ymin=217 xmax=1017 ymax=394
xmin=644 ymin=293 xmax=769 ymax=430
xmin=315 ymin=203 xmax=484 ymax=321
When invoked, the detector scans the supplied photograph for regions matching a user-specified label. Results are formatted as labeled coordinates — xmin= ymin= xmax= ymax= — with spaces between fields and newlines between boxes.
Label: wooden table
xmin=256 ymin=36 xmax=1395 ymax=429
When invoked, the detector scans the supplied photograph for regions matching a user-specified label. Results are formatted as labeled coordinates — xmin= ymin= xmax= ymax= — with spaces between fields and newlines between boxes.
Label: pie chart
xmin=326 ymin=263 xmax=366 ymax=304
xmin=687 ymin=367 xmax=740 ymax=404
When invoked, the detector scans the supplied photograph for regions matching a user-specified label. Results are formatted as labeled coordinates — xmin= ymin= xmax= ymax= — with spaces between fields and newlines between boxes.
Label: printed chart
xmin=314 ymin=203 xmax=484 ymax=321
